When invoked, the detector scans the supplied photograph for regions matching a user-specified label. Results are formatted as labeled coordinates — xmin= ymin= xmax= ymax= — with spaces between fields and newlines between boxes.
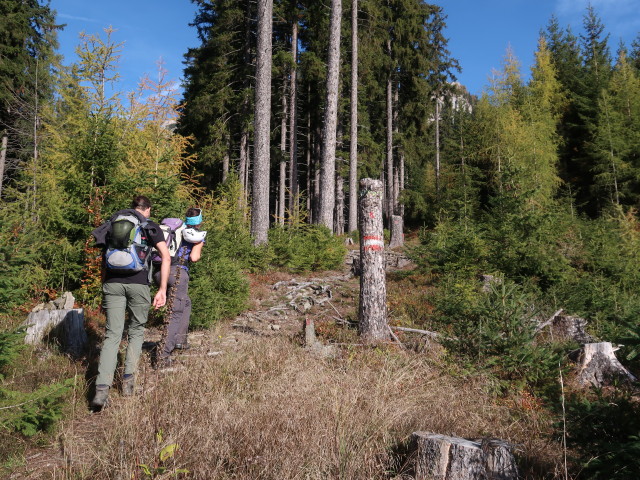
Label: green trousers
xmin=96 ymin=283 xmax=151 ymax=386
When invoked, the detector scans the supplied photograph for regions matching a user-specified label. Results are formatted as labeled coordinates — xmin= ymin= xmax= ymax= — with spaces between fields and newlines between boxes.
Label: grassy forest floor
xmin=5 ymin=254 xmax=570 ymax=479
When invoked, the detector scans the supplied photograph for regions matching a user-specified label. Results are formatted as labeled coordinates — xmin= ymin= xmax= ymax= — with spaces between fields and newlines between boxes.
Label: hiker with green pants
xmin=90 ymin=195 xmax=171 ymax=408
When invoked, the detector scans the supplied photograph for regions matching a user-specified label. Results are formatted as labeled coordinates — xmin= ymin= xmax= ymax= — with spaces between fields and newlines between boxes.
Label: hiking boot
xmin=154 ymin=357 xmax=173 ymax=370
xmin=91 ymin=385 xmax=109 ymax=409
xmin=174 ymin=343 xmax=190 ymax=351
xmin=121 ymin=375 xmax=135 ymax=396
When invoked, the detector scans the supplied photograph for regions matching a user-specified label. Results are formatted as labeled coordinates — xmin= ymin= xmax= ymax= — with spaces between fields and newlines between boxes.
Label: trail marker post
xmin=358 ymin=178 xmax=389 ymax=342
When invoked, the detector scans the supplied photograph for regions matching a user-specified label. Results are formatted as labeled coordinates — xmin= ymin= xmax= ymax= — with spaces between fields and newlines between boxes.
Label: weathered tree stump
xmin=479 ymin=274 xmax=501 ymax=293
xmin=23 ymin=308 xmax=88 ymax=358
xmin=348 ymin=250 xmax=412 ymax=276
xmin=358 ymin=178 xmax=389 ymax=342
xmin=411 ymin=432 xmax=518 ymax=480
xmin=551 ymin=314 xmax=595 ymax=344
xmin=304 ymin=317 xmax=317 ymax=347
xmin=389 ymin=214 xmax=404 ymax=248
xmin=577 ymin=342 xmax=637 ymax=387
xmin=303 ymin=317 xmax=338 ymax=358
xmin=21 ymin=292 xmax=87 ymax=357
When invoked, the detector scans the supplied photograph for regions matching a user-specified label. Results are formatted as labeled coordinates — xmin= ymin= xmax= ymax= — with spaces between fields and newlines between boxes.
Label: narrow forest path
xmin=12 ymin=259 xmax=381 ymax=479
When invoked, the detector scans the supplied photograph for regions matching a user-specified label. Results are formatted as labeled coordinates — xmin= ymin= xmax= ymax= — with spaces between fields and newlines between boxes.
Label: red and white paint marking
xmin=363 ymin=235 xmax=384 ymax=252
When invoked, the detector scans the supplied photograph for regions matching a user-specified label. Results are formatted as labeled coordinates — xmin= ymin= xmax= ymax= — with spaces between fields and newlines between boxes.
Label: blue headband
xmin=185 ymin=212 xmax=203 ymax=225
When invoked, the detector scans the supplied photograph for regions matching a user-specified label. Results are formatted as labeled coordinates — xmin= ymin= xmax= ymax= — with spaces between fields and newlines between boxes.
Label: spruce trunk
xmin=358 ymin=178 xmax=388 ymax=343
xmin=288 ymin=17 xmax=299 ymax=215
xmin=435 ymin=97 xmax=441 ymax=200
xmin=0 ymin=135 xmax=7 ymax=199
xmin=348 ymin=0 xmax=358 ymax=232
xmin=318 ymin=0 xmax=342 ymax=231
xmin=222 ymin=136 xmax=230 ymax=184
xmin=389 ymin=214 xmax=403 ymax=248
xmin=385 ymin=70 xmax=393 ymax=222
xmin=334 ymin=176 xmax=344 ymax=235
xmin=251 ymin=0 xmax=273 ymax=245
xmin=279 ymin=78 xmax=288 ymax=225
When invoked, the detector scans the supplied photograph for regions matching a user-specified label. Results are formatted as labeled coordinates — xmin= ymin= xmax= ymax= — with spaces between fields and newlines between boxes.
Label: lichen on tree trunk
xmin=358 ymin=178 xmax=388 ymax=343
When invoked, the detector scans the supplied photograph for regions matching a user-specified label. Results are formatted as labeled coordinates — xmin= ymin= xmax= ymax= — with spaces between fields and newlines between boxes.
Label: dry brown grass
xmin=55 ymin=337 xmax=563 ymax=479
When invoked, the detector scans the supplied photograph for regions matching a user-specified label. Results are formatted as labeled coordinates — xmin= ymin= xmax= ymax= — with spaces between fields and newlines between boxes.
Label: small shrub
xmin=1 ymin=379 xmax=75 ymax=436
xmin=1 ymin=331 xmax=76 ymax=438
xmin=565 ymin=389 xmax=640 ymax=479
xmin=0 ymin=329 xmax=26 ymax=378
xmin=409 ymin=219 xmax=489 ymax=276
xmin=189 ymin=256 xmax=249 ymax=329
xmin=268 ymin=224 xmax=346 ymax=272
xmin=431 ymin=275 xmax=562 ymax=394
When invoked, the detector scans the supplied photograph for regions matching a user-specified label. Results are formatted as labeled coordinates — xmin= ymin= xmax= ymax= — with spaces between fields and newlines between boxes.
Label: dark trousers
xmin=154 ymin=266 xmax=191 ymax=358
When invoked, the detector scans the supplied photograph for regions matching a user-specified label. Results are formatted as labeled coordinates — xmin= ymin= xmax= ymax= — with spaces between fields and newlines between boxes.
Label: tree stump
xmin=551 ymin=315 xmax=595 ymax=344
xmin=411 ymin=432 xmax=518 ymax=480
xmin=23 ymin=308 xmax=88 ymax=358
xmin=389 ymin=214 xmax=404 ymax=248
xmin=479 ymin=274 xmax=501 ymax=293
xmin=577 ymin=342 xmax=637 ymax=387
xmin=358 ymin=178 xmax=389 ymax=342
xmin=304 ymin=317 xmax=317 ymax=347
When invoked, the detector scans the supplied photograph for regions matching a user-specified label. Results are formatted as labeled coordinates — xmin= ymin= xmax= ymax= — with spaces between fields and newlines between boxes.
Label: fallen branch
xmin=390 ymin=326 xmax=441 ymax=339
xmin=535 ymin=308 xmax=564 ymax=333
xmin=327 ymin=300 xmax=343 ymax=318
xmin=388 ymin=326 xmax=406 ymax=350
xmin=332 ymin=316 xmax=356 ymax=326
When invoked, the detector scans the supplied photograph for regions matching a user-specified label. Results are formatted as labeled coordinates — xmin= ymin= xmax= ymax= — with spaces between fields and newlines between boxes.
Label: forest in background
xmin=2 ymin=0 xmax=640 ymax=477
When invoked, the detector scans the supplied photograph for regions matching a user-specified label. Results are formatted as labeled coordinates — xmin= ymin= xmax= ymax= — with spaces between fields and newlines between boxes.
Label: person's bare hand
xmin=153 ymin=289 xmax=167 ymax=309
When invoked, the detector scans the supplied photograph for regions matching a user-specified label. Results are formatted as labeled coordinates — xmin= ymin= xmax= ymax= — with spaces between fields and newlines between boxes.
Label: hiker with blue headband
xmin=153 ymin=207 xmax=207 ymax=367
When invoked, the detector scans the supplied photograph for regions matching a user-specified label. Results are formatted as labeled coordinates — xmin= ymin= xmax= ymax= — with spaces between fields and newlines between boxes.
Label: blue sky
xmin=52 ymin=0 xmax=640 ymax=97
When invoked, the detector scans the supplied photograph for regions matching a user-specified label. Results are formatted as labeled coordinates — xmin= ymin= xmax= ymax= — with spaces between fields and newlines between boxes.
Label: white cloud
xmin=555 ymin=0 xmax=640 ymax=37
xmin=57 ymin=13 xmax=101 ymax=24
xmin=557 ymin=0 xmax=636 ymax=15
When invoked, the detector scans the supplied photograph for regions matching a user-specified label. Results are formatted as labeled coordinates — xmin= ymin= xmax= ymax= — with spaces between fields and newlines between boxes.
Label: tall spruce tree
xmin=630 ymin=33 xmax=640 ymax=71
xmin=347 ymin=0 xmax=359 ymax=232
xmin=544 ymin=16 xmax=586 ymax=210
xmin=591 ymin=49 xmax=640 ymax=208
xmin=318 ymin=0 xmax=342 ymax=231
xmin=178 ymin=0 xmax=255 ymax=190
xmin=0 ymin=0 xmax=57 ymax=199
xmin=251 ymin=0 xmax=273 ymax=245
xmin=579 ymin=5 xmax=613 ymax=213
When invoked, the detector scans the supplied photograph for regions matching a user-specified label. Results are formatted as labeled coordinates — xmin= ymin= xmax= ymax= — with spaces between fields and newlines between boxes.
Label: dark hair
xmin=132 ymin=195 xmax=152 ymax=210
xmin=186 ymin=207 xmax=201 ymax=217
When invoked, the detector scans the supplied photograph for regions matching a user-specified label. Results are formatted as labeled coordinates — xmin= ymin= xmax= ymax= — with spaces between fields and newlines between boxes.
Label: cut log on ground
xmin=577 ymin=342 xmax=637 ymax=388
xmin=410 ymin=432 xmax=518 ymax=480
xmin=22 ymin=309 xmax=88 ymax=358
